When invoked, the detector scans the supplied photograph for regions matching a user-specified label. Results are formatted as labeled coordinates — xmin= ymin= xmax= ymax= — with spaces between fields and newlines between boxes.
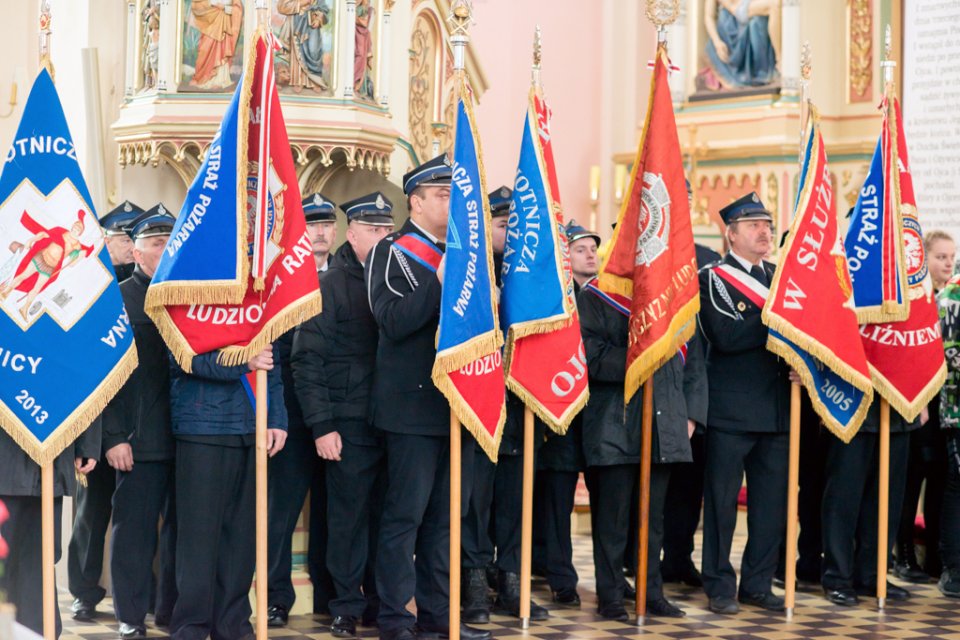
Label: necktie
xmin=750 ymin=264 xmax=768 ymax=286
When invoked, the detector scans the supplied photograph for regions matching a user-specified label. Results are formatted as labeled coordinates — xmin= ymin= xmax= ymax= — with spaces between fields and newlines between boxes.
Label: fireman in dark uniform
xmin=102 ymin=207 xmax=179 ymax=639
xmin=102 ymin=200 xmax=144 ymax=283
xmin=366 ymin=155 xmax=489 ymax=640
xmin=293 ymin=191 xmax=395 ymax=637
xmin=265 ymin=193 xmax=338 ymax=626
xmin=698 ymin=192 xmax=790 ymax=615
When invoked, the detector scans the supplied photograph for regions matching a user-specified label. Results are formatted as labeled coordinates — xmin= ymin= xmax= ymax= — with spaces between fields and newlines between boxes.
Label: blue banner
xmin=500 ymin=108 xmax=569 ymax=330
xmin=435 ymin=99 xmax=499 ymax=354
xmin=0 ymin=69 xmax=137 ymax=464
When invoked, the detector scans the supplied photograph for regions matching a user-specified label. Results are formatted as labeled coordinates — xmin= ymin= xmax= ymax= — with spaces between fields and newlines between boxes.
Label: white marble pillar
xmin=780 ymin=0 xmax=801 ymax=95
xmin=157 ymin=0 xmax=177 ymax=92
xmin=341 ymin=0 xmax=356 ymax=99
xmin=379 ymin=3 xmax=392 ymax=107
xmin=666 ymin=3 xmax=687 ymax=104
xmin=125 ymin=1 xmax=136 ymax=96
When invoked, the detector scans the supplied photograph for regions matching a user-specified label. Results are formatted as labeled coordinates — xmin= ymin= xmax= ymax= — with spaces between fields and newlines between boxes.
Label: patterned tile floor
xmin=60 ymin=523 xmax=959 ymax=640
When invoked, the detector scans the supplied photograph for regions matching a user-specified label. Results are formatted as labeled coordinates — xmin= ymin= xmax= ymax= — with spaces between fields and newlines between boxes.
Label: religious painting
xmin=693 ymin=0 xmax=781 ymax=97
xmin=354 ymin=0 xmax=377 ymax=103
xmin=138 ymin=0 xmax=161 ymax=92
xmin=179 ymin=0 xmax=245 ymax=93
xmin=270 ymin=0 xmax=336 ymax=94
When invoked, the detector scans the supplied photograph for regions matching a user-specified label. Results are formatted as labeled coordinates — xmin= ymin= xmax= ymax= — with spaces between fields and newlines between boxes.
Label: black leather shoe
xmin=417 ymin=623 xmax=491 ymax=640
xmin=266 ymin=604 xmax=289 ymax=627
xmin=117 ymin=623 xmax=147 ymax=639
xmin=331 ymin=616 xmax=357 ymax=637
xmin=493 ymin=571 xmax=548 ymax=620
xmin=551 ymin=588 xmax=581 ymax=607
xmin=647 ymin=598 xmax=685 ymax=618
xmin=597 ymin=601 xmax=629 ymax=621
xmin=824 ymin=588 xmax=859 ymax=606
xmin=739 ymin=591 xmax=785 ymax=612
xmin=71 ymin=598 xmax=97 ymax=622
xmin=940 ymin=571 xmax=960 ymax=598
xmin=894 ymin=559 xmax=930 ymax=583
xmin=153 ymin=614 xmax=170 ymax=629
xmin=854 ymin=582 xmax=910 ymax=601
xmin=676 ymin=563 xmax=703 ymax=587
xmin=462 ymin=568 xmax=490 ymax=624
xmin=708 ymin=596 xmax=739 ymax=615
xmin=623 ymin=580 xmax=636 ymax=602
xmin=381 ymin=627 xmax=417 ymax=640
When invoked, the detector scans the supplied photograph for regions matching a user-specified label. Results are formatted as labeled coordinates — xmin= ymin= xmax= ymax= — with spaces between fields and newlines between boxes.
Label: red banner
xmin=597 ymin=47 xmax=699 ymax=403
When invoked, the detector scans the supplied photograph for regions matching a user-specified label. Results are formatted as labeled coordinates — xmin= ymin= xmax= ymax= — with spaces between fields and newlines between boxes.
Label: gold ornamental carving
xmin=848 ymin=0 xmax=872 ymax=101
xmin=409 ymin=11 xmax=440 ymax=162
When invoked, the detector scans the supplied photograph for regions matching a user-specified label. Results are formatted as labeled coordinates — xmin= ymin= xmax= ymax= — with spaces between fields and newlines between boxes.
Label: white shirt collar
xmin=729 ymin=249 xmax=762 ymax=272
xmin=410 ymin=218 xmax=440 ymax=245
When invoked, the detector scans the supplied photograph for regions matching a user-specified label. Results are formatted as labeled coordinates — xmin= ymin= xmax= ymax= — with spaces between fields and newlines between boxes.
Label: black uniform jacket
xmin=857 ymin=397 xmax=919 ymax=435
xmin=293 ymin=241 xmax=380 ymax=443
xmin=102 ymin=267 xmax=175 ymax=461
xmin=578 ymin=280 xmax=708 ymax=468
xmin=0 ymin=419 xmax=101 ymax=497
xmin=366 ymin=219 xmax=447 ymax=436
xmin=698 ymin=254 xmax=790 ymax=433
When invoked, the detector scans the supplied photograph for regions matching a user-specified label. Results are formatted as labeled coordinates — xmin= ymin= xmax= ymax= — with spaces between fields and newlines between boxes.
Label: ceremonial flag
xmin=145 ymin=30 xmax=322 ymax=371
xmin=0 ymin=69 xmax=137 ymax=464
xmin=848 ymin=97 xmax=946 ymax=420
xmin=845 ymin=94 xmax=909 ymax=323
xmin=597 ymin=46 xmax=699 ymax=403
xmin=762 ymin=107 xmax=873 ymax=442
xmin=501 ymin=90 xmax=588 ymax=434
xmin=431 ymin=87 xmax=506 ymax=461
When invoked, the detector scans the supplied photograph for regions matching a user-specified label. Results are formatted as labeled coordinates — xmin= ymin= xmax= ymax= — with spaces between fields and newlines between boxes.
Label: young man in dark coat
xmin=102 ymin=207 xmax=178 ymax=639
xmin=365 ymin=155 xmax=488 ymax=640
xmin=578 ymin=267 xmax=708 ymax=620
xmin=698 ymin=192 xmax=791 ymax=615
xmin=292 ymin=191 xmax=394 ymax=637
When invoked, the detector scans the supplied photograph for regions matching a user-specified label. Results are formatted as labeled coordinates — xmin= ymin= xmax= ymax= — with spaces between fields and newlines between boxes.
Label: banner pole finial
xmin=532 ymin=25 xmax=542 ymax=89
xmin=798 ymin=41 xmax=812 ymax=169
xmin=645 ymin=0 xmax=679 ymax=51
xmin=38 ymin=0 xmax=54 ymax=80
xmin=881 ymin=24 xmax=896 ymax=88
xmin=255 ymin=0 xmax=270 ymax=27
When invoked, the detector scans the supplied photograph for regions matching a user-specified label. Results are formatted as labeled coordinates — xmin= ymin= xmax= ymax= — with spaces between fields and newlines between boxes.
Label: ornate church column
xmin=780 ymin=0 xmax=802 ymax=95
xmin=156 ymin=0 xmax=177 ymax=92
xmin=341 ymin=0 xmax=357 ymax=99
xmin=126 ymin=2 xmax=137 ymax=97
xmin=379 ymin=0 xmax=394 ymax=107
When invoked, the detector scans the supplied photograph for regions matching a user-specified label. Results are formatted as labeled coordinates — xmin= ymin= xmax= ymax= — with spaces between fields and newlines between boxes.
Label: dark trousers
xmin=941 ymin=434 xmax=960 ymax=572
xmin=821 ymin=430 xmax=909 ymax=590
xmin=702 ymin=430 xmax=788 ymax=599
xmin=111 ymin=461 xmax=178 ymax=626
xmin=0 ymin=496 xmax=63 ymax=637
xmin=68 ymin=458 xmax=114 ymax=604
xmin=462 ymin=442 xmax=495 ymax=570
xmin=266 ymin=432 xmax=333 ymax=612
xmin=493 ymin=452 xmax=524 ymax=573
xmin=375 ymin=431 xmax=474 ymax=633
xmin=897 ymin=428 xmax=946 ymax=575
xmin=662 ymin=431 xmax=704 ymax=573
xmin=538 ymin=470 xmax=579 ymax=592
xmin=326 ymin=437 xmax=385 ymax=619
xmin=171 ymin=440 xmax=255 ymax=640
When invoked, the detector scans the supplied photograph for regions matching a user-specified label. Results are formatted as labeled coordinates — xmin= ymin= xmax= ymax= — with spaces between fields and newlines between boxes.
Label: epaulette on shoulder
xmin=699 ymin=260 xmax=722 ymax=274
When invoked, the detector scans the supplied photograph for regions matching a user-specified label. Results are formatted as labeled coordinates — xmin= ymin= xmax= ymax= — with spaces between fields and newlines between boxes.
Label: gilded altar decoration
xmin=409 ymin=11 xmax=440 ymax=161
xmin=179 ymin=0 xmax=245 ymax=92
xmin=847 ymin=0 xmax=872 ymax=103
xmin=140 ymin=0 xmax=160 ymax=91
xmin=695 ymin=0 xmax=782 ymax=94
xmin=354 ymin=0 xmax=377 ymax=102
xmin=271 ymin=0 xmax=336 ymax=94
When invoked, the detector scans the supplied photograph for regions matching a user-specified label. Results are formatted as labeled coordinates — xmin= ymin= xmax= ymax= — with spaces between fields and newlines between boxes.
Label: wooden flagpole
xmin=876 ymin=26 xmax=896 ymax=612
xmin=253 ymin=4 xmax=270 ymax=638
xmin=877 ymin=398 xmax=890 ymax=609
xmin=447 ymin=4 xmax=472 ymax=639
xmin=785 ymin=42 xmax=812 ymax=621
xmin=518 ymin=26 xmax=543 ymax=631
xmin=38 ymin=5 xmax=56 ymax=638
xmin=42 ymin=462 xmax=55 ymax=640
xmin=635 ymin=381 xmax=654 ymax=624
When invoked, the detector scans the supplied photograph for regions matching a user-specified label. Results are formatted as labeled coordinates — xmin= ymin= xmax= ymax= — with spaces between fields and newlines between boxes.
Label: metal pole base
xmin=785 ymin=608 xmax=794 ymax=621
xmin=520 ymin=617 xmax=530 ymax=630
xmin=635 ymin=615 xmax=645 ymax=627
xmin=877 ymin=597 xmax=886 ymax=611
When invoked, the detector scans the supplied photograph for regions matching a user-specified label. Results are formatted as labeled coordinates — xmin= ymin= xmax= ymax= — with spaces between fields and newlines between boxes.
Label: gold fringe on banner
xmin=623 ymin=299 xmax=698 ymax=405
xmin=0 ymin=343 xmax=138 ymax=467
xmin=870 ymin=361 xmax=946 ymax=425
xmin=505 ymin=372 xmax=588 ymax=436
